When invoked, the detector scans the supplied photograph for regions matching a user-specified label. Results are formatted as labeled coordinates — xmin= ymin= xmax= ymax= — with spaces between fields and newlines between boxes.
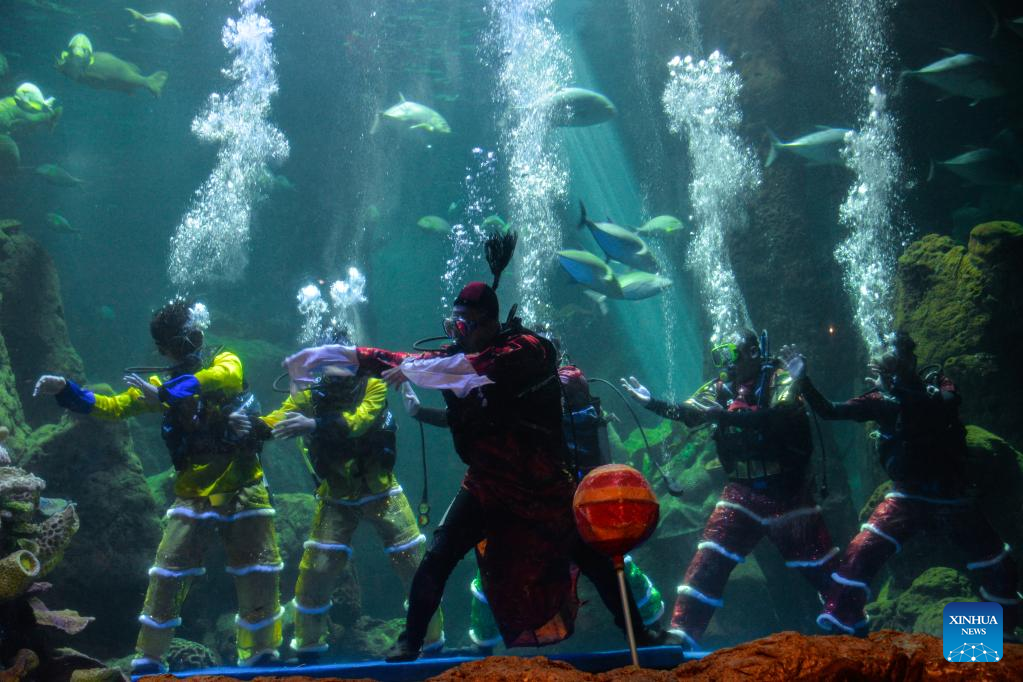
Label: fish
xmin=482 ymin=214 xmax=512 ymax=234
xmin=577 ymin=201 xmax=659 ymax=273
xmin=618 ymin=271 xmax=673 ymax=300
xmin=416 ymin=215 xmax=450 ymax=234
xmin=372 ymin=95 xmax=450 ymax=134
xmin=0 ymin=135 xmax=19 ymax=175
xmin=37 ymin=497 xmax=70 ymax=517
xmin=0 ymin=52 xmax=8 ymax=81
xmin=56 ymin=35 xmax=168 ymax=97
xmin=535 ymin=87 xmax=617 ymax=127
xmin=557 ymin=249 xmax=623 ymax=300
xmin=14 ymin=82 xmax=56 ymax=113
xmin=637 ymin=215 xmax=685 ymax=236
xmin=35 ymin=164 xmax=84 ymax=186
xmin=1009 ymin=17 xmax=1023 ymax=39
xmin=765 ymin=126 xmax=851 ymax=167
xmin=582 ymin=290 xmax=609 ymax=315
xmin=929 ymin=148 xmax=1021 ymax=185
xmin=900 ymin=52 xmax=1008 ymax=104
xmin=125 ymin=8 xmax=183 ymax=38
xmin=44 ymin=212 xmax=80 ymax=234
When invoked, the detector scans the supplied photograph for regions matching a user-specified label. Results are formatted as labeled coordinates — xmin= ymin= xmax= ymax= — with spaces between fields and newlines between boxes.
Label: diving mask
xmin=711 ymin=342 xmax=739 ymax=368
xmin=443 ymin=315 xmax=477 ymax=341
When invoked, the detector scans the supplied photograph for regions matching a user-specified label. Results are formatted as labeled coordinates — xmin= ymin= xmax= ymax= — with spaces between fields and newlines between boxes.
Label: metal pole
xmin=616 ymin=563 xmax=639 ymax=667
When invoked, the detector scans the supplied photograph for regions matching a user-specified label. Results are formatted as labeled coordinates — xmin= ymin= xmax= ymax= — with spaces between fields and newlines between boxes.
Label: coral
xmin=28 ymin=596 xmax=94 ymax=635
xmin=344 ymin=616 xmax=404 ymax=660
xmin=18 ymin=503 xmax=79 ymax=576
xmin=165 ymin=638 xmax=220 ymax=672
xmin=895 ymin=222 xmax=1023 ymax=447
xmin=0 ymin=649 xmax=39 ymax=681
xmin=0 ymin=550 xmax=40 ymax=602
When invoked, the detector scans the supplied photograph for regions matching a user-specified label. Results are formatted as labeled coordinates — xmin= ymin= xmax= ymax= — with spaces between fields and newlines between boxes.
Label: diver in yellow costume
xmin=249 ymin=328 xmax=443 ymax=660
xmin=33 ymin=299 xmax=283 ymax=675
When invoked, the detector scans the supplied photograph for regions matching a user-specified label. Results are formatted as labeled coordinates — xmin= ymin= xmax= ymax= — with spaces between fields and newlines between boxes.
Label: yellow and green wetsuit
xmin=259 ymin=376 xmax=443 ymax=655
xmin=55 ymin=351 xmax=283 ymax=669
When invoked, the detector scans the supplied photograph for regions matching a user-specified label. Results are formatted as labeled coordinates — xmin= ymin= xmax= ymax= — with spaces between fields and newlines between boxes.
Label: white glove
xmin=272 ymin=412 xmax=317 ymax=439
xmin=778 ymin=344 xmax=806 ymax=382
xmin=229 ymin=410 xmax=252 ymax=437
xmin=620 ymin=376 xmax=652 ymax=405
xmin=401 ymin=382 xmax=421 ymax=417
xmin=33 ymin=375 xmax=68 ymax=397
xmin=124 ymin=373 xmax=161 ymax=406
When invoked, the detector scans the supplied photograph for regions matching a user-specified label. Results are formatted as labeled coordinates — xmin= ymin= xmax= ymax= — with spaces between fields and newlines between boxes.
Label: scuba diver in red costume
xmin=622 ymin=330 xmax=839 ymax=650
xmin=279 ymin=233 xmax=658 ymax=661
xmin=795 ymin=332 xmax=1020 ymax=636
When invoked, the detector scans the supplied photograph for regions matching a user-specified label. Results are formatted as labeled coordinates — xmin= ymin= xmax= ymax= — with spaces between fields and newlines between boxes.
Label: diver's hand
xmin=620 ymin=376 xmax=652 ymax=405
xmin=778 ymin=345 xmax=806 ymax=382
xmin=401 ymin=382 xmax=421 ymax=417
xmin=124 ymin=373 xmax=161 ymax=406
xmin=33 ymin=375 xmax=67 ymax=397
xmin=382 ymin=366 xmax=408 ymax=388
xmin=864 ymin=364 xmax=888 ymax=392
xmin=272 ymin=412 xmax=316 ymax=439
xmin=229 ymin=410 xmax=252 ymax=437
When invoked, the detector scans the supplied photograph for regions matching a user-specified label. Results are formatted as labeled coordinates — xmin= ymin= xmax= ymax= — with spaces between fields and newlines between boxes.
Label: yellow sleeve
xmin=260 ymin=391 xmax=311 ymax=428
xmin=341 ymin=378 xmax=387 ymax=437
xmin=194 ymin=351 xmax=244 ymax=394
xmin=91 ymin=376 xmax=163 ymax=419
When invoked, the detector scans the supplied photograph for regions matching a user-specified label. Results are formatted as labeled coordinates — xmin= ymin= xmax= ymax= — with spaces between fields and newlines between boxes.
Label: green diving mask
xmin=711 ymin=342 xmax=740 ymax=368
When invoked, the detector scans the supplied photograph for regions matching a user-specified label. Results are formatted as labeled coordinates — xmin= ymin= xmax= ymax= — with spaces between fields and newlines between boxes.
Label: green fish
xmin=637 ymin=215 xmax=685 ymax=236
xmin=618 ymin=271 xmax=673 ymax=300
xmin=417 ymin=215 xmax=450 ymax=234
xmin=36 ymin=164 xmax=83 ymax=186
xmin=482 ymin=214 xmax=512 ymax=234
xmin=44 ymin=212 xmax=80 ymax=234
xmin=56 ymin=35 xmax=168 ymax=98
xmin=125 ymin=8 xmax=183 ymax=39
xmin=536 ymin=87 xmax=617 ymax=127
xmin=372 ymin=94 xmax=451 ymax=134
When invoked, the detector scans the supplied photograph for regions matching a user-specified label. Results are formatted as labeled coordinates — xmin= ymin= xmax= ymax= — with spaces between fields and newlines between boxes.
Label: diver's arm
xmin=415 ymin=407 xmax=449 ymax=428
xmin=192 ymin=352 xmax=244 ymax=394
xmin=364 ymin=347 xmax=494 ymax=398
xmin=57 ymin=378 xmax=161 ymax=419
xmin=255 ymin=393 xmax=307 ymax=440
xmin=644 ymin=398 xmax=708 ymax=427
xmin=801 ymin=377 xmax=879 ymax=422
xmin=338 ymin=378 xmax=387 ymax=437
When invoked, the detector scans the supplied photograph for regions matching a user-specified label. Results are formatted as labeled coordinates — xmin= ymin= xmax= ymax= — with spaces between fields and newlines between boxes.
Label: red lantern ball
xmin=573 ymin=464 xmax=660 ymax=560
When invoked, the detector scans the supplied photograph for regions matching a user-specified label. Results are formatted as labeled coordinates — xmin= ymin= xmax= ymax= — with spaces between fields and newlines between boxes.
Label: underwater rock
xmin=0 ymin=229 xmax=84 ymax=431
xmin=895 ymin=222 xmax=1023 ymax=447
xmin=342 ymin=616 xmax=404 ymax=660
xmin=679 ymin=630 xmax=1023 ymax=681
xmin=23 ymin=418 xmax=161 ymax=658
xmin=0 ymin=649 xmax=39 ymax=681
xmin=867 ymin=567 xmax=973 ymax=636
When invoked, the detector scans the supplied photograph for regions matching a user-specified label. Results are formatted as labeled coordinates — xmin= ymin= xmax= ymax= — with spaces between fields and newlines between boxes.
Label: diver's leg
xmin=291 ymin=495 xmax=359 ymax=655
xmin=768 ymin=500 xmax=840 ymax=595
xmin=669 ymin=483 xmax=767 ymax=649
xmin=624 ymin=555 xmax=666 ymax=628
xmin=219 ymin=483 xmax=284 ymax=666
xmin=818 ymin=494 xmax=917 ymax=635
xmin=365 ymin=488 xmax=445 ymax=651
xmin=949 ymin=505 xmax=1021 ymax=632
xmin=396 ymin=488 xmax=486 ymax=657
xmin=134 ymin=499 xmax=209 ymax=673
xmin=468 ymin=567 xmax=501 ymax=651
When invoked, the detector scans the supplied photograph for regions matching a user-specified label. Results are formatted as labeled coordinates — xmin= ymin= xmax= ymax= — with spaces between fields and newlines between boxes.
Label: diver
xmin=240 ymin=326 xmax=444 ymax=660
xmin=794 ymin=332 xmax=1021 ymax=636
xmin=33 ymin=299 xmax=284 ymax=674
xmin=279 ymin=233 xmax=660 ymax=662
xmin=401 ymin=362 xmax=666 ymax=654
xmin=622 ymin=330 xmax=839 ymax=651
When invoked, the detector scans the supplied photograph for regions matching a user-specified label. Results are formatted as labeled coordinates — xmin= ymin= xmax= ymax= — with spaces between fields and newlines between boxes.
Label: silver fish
xmin=766 ymin=127 xmax=851 ymax=167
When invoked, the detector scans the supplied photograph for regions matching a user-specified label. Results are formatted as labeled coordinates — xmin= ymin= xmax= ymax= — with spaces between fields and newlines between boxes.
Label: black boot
xmin=384 ymin=632 xmax=421 ymax=663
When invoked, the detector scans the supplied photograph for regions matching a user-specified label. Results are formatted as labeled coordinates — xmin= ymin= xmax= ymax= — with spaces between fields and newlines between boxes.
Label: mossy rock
xmin=867 ymin=567 xmax=974 ymax=636
xmin=895 ymin=227 xmax=1023 ymax=447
